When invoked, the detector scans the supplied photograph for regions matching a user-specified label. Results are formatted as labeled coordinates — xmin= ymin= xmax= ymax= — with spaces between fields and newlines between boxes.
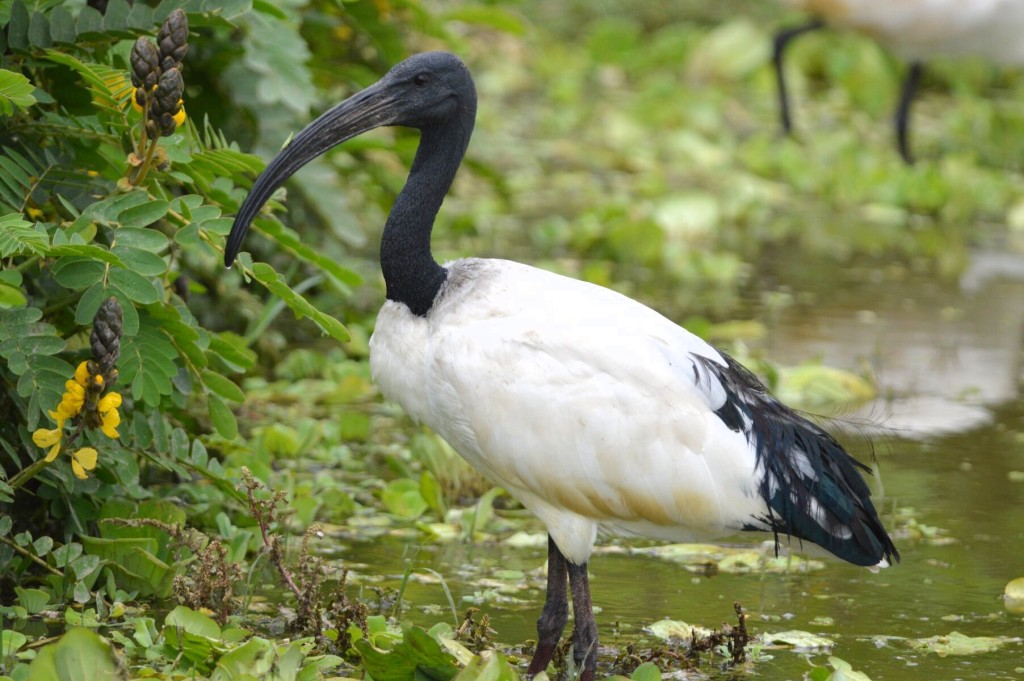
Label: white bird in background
xmin=774 ymin=0 xmax=1024 ymax=162
xmin=225 ymin=52 xmax=898 ymax=680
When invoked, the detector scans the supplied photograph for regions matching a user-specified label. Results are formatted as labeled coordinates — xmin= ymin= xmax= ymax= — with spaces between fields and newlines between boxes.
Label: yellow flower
xmin=32 ymin=428 xmax=62 ymax=462
xmin=74 ymin=361 xmax=90 ymax=387
xmin=70 ymin=447 xmax=98 ymax=480
xmin=98 ymin=391 xmax=122 ymax=439
xmin=173 ymin=102 xmax=186 ymax=128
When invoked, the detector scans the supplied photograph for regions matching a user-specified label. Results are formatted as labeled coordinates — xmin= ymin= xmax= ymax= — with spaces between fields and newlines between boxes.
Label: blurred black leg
xmin=568 ymin=560 xmax=597 ymax=681
xmin=773 ymin=19 xmax=825 ymax=134
xmin=896 ymin=62 xmax=923 ymax=164
xmin=527 ymin=535 xmax=568 ymax=678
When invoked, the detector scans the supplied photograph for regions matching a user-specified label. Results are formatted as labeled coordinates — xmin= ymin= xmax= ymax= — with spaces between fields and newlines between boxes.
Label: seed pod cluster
xmin=130 ymin=38 xmax=160 ymax=91
xmin=157 ymin=9 xmax=189 ymax=73
xmin=129 ymin=9 xmax=189 ymax=137
xmin=89 ymin=296 xmax=123 ymax=387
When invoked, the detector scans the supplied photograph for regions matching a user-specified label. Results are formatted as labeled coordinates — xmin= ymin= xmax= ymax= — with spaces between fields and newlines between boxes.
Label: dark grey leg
xmin=896 ymin=61 xmax=924 ymax=164
xmin=526 ymin=535 xmax=569 ymax=678
xmin=568 ymin=560 xmax=598 ymax=681
xmin=773 ymin=19 xmax=826 ymax=134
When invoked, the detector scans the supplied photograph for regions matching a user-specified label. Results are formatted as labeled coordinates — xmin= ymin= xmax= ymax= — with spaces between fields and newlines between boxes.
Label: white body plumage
xmin=372 ymin=258 xmax=785 ymax=565
xmin=781 ymin=0 xmax=1024 ymax=63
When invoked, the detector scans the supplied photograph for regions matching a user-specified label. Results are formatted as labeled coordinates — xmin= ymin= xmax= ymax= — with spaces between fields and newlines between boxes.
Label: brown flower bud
xmin=90 ymin=297 xmax=123 ymax=380
xmin=152 ymin=67 xmax=184 ymax=116
xmin=157 ymin=9 xmax=189 ymax=73
xmin=130 ymin=37 xmax=160 ymax=90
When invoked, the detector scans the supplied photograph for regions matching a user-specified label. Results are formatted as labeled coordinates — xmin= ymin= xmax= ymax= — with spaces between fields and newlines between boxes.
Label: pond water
xmin=336 ymin=245 xmax=1024 ymax=680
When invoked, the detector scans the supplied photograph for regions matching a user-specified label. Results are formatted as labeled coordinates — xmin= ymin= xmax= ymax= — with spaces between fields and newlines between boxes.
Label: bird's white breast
xmin=369 ymin=259 xmax=769 ymax=564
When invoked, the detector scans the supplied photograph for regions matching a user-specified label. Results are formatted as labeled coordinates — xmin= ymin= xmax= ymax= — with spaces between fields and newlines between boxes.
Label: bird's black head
xmin=224 ymin=51 xmax=477 ymax=266
xmin=379 ymin=51 xmax=478 ymax=129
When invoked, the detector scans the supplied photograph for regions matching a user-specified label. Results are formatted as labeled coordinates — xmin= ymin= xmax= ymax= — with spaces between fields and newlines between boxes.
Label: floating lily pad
xmin=503 ymin=531 xmax=548 ymax=549
xmin=645 ymin=619 xmax=714 ymax=643
xmin=25 ymin=628 xmax=117 ymax=681
xmin=637 ymin=542 xmax=825 ymax=573
xmin=761 ymin=630 xmax=835 ymax=652
xmin=809 ymin=656 xmax=874 ymax=681
xmin=909 ymin=631 xmax=1021 ymax=656
xmin=776 ymin=364 xmax=876 ymax=413
xmin=1005 ymin=577 xmax=1024 ymax=615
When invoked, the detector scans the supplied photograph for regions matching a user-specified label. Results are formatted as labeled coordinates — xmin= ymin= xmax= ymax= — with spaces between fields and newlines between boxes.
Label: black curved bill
xmin=224 ymin=80 xmax=396 ymax=267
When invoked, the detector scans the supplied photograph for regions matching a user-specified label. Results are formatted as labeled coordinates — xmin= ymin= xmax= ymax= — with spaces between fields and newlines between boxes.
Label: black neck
xmin=380 ymin=114 xmax=473 ymax=316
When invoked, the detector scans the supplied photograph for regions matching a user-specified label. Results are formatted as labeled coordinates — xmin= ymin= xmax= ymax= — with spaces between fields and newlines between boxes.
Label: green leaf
xmin=165 ymin=605 xmax=222 ymax=639
xmin=762 ymin=630 xmax=835 ymax=651
xmin=32 ymin=535 xmax=53 ymax=556
xmin=162 ymin=605 xmax=226 ymax=672
xmin=255 ymin=219 xmax=362 ymax=287
xmin=116 ymin=226 xmax=169 ymax=251
xmin=28 ymin=11 xmax=52 ymax=49
xmin=0 ymin=283 xmax=27 ymax=308
xmin=49 ymin=6 xmax=76 ymax=44
xmin=419 ymin=470 xmax=446 ymax=520
xmin=452 ymin=651 xmax=520 ymax=680
xmin=820 ymin=656 xmax=874 ymax=681
xmin=47 ymin=245 xmax=125 ymax=266
xmin=210 ymin=637 xmax=274 ymax=679
xmin=42 ymin=50 xmax=130 ymax=114
xmin=631 ymin=662 xmax=662 ymax=681
xmin=25 ymin=628 xmax=118 ymax=681
xmin=382 ymin=478 xmax=428 ymax=519
xmin=0 ymin=69 xmax=37 ymax=115
xmin=103 ymin=0 xmax=132 ymax=34
xmin=118 ymin=200 xmax=169 ymax=228
xmin=355 ymin=623 xmax=459 ymax=681
xmin=207 ymin=332 xmax=256 ymax=371
xmin=52 ymin=259 xmax=105 ymax=290
xmin=208 ymin=393 xmax=238 ymax=439
xmin=201 ymin=369 xmax=245 ymax=402
xmin=74 ymin=283 xmax=108 ymax=325
xmin=909 ymin=631 xmax=1018 ymax=656
xmin=107 ymin=268 xmax=160 ymax=304
xmin=6 ymin=1 xmax=29 ymax=51
xmin=79 ymin=536 xmax=176 ymax=597
xmin=75 ymin=6 xmax=105 ymax=40
xmin=111 ymin=245 xmax=167 ymax=277
xmin=119 ymin=316 xmax=178 ymax=407
xmin=250 ymin=262 xmax=349 ymax=342
xmin=2 ymin=629 xmax=28 ymax=655
xmin=15 ymin=587 xmax=52 ymax=614
xmin=0 ymin=214 xmax=45 ymax=257
xmin=51 ymin=543 xmax=83 ymax=569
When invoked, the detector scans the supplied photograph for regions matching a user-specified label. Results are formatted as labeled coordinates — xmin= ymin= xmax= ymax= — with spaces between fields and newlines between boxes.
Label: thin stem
xmin=7 ymin=457 xmax=50 ymax=490
xmin=133 ymin=135 xmax=162 ymax=187
xmin=0 ymin=535 xmax=64 ymax=577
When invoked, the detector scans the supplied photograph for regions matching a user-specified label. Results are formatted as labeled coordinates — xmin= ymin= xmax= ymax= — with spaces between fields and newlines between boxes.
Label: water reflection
xmin=762 ymin=248 xmax=1024 ymax=438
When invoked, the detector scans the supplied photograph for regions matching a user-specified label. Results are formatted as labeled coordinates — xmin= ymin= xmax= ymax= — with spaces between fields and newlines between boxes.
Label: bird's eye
xmin=413 ymin=73 xmax=431 ymax=87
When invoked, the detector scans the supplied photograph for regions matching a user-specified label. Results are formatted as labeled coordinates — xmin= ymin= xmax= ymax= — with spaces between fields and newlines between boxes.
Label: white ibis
xmin=225 ymin=52 xmax=898 ymax=680
xmin=774 ymin=0 xmax=1024 ymax=163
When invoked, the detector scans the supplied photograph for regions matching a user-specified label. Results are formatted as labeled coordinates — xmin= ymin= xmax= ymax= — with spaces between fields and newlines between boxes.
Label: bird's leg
xmin=773 ymin=19 xmax=825 ymax=134
xmin=567 ymin=560 xmax=598 ymax=681
xmin=526 ymin=535 xmax=569 ymax=678
xmin=895 ymin=61 xmax=923 ymax=164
